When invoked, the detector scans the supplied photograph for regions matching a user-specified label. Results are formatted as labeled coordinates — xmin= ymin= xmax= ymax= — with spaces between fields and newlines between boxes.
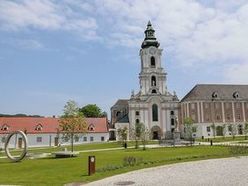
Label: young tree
xmin=79 ymin=104 xmax=103 ymax=117
xmin=229 ymin=124 xmax=237 ymax=140
xmin=210 ymin=123 xmax=216 ymax=138
xmin=130 ymin=122 xmax=143 ymax=149
xmin=59 ymin=100 xmax=87 ymax=152
xmin=140 ymin=124 xmax=150 ymax=150
xmin=244 ymin=122 xmax=248 ymax=140
xmin=130 ymin=122 xmax=150 ymax=150
xmin=117 ymin=127 xmax=128 ymax=146
xmin=222 ymin=124 xmax=227 ymax=139
xmin=184 ymin=117 xmax=194 ymax=143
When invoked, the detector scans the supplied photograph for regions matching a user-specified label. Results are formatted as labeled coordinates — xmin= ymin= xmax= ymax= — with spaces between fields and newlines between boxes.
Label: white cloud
xmin=1 ymin=0 xmax=248 ymax=83
xmin=91 ymin=0 xmax=248 ymax=83
xmin=1 ymin=38 xmax=43 ymax=50
xmin=0 ymin=0 xmax=98 ymax=40
xmin=17 ymin=39 xmax=43 ymax=50
xmin=224 ymin=63 xmax=248 ymax=84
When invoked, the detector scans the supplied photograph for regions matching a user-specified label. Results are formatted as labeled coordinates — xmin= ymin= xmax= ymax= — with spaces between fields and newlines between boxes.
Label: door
xmin=216 ymin=126 xmax=223 ymax=136
xmin=153 ymin=131 xmax=159 ymax=140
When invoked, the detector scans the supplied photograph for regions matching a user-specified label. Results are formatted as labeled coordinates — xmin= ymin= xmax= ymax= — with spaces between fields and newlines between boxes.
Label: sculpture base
xmin=173 ymin=132 xmax=181 ymax=144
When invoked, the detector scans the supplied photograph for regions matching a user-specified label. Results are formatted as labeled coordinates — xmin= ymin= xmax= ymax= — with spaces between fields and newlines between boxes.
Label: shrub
xmin=97 ymin=164 xmax=124 ymax=172
xmin=123 ymin=156 xmax=143 ymax=166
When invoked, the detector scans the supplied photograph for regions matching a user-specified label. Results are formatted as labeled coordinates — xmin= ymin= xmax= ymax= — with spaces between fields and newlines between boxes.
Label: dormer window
xmin=1 ymin=124 xmax=9 ymax=131
xmin=35 ymin=124 xmax=43 ymax=131
xmin=212 ymin=92 xmax=218 ymax=99
xmin=88 ymin=124 xmax=95 ymax=132
xmin=233 ymin=91 xmax=239 ymax=99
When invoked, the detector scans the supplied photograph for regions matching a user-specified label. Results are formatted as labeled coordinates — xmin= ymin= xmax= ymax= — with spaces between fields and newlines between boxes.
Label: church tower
xmin=139 ymin=21 xmax=167 ymax=95
xmin=128 ymin=21 xmax=179 ymax=139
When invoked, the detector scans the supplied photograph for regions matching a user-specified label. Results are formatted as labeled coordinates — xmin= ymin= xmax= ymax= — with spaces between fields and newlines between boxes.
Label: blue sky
xmin=1 ymin=0 xmax=248 ymax=117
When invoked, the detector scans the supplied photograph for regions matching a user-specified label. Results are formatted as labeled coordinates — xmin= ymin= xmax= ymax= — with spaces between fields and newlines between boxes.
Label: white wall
xmin=0 ymin=132 xmax=109 ymax=148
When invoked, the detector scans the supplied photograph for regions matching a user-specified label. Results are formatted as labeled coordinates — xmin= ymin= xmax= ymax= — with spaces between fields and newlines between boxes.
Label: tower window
xmin=152 ymin=104 xmax=158 ymax=121
xmin=171 ymin=118 xmax=175 ymax=126
xmin=135 ymin=111 xmax=140 ymax=116
xmin=151 ymin=56 xmax=155 ymax=67
xmin=136 ymin=119 xmax=140 ymax=124
xmin=170 ymin=111 xmax=174 ymax=115
xmin=151 ymin=76 xmax=156 ymax=86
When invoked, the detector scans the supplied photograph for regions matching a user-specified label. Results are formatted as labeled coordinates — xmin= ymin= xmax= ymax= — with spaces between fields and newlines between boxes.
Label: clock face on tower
xmin=149 ymin=47 xmax=156 ymax=55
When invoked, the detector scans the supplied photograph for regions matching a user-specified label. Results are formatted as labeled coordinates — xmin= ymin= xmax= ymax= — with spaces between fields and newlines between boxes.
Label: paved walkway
xmin=86 ymin=156 xmax=248 ymax=186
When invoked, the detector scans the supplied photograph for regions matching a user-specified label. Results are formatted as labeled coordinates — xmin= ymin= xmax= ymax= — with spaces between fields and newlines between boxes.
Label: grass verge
xmin=0 ymin=145 xmax=247 ymax=186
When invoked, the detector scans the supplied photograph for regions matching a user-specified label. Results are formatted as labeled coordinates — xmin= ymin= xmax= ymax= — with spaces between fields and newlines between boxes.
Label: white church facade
xmin=111 ymin=22 xmax=179 ymax=140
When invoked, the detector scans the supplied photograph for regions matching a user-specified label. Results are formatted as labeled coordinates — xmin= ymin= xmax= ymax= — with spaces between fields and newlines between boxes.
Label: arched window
xmin=151 ymin=56 xmax=155 ymax=67
xmin=152 ymin=104 xmax=158 ymax=121
xmin=152 ymin=89 xmax=157 ymax=94
xmin=151 ymin=76 xmax=156 ymax=86
xmin=136 ymin=119 xmax=140 ymax=124
xmin=170 ymin=111 xmax=174 ymax=115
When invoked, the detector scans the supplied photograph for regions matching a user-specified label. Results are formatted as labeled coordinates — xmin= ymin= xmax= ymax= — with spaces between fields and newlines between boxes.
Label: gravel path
xmin=85 ymin=156 xmax=248 ymax=186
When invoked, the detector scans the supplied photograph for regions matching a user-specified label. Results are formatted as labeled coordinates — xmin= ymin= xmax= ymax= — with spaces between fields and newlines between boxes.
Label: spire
xmin=141 ymin=21 xmax=160 ymax=49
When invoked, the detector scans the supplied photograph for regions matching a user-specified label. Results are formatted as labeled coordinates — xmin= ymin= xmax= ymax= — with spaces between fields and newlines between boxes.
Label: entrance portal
xmin=153 ymin=131 xmax=159 ymax=139
xmin=151 ymin=126 xmax=162 ymax=140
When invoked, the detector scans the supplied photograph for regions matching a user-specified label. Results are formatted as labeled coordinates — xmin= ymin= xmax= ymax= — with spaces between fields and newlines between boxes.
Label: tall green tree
xmin=59 ymin=100 xmax=87 ymax=152
xmin=79 ymin=104 xmax=105 ymax=117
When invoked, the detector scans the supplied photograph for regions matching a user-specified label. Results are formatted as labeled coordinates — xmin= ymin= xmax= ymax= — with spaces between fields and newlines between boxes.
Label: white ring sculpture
xmin=4 ymin=130 xmax=28 ymax=162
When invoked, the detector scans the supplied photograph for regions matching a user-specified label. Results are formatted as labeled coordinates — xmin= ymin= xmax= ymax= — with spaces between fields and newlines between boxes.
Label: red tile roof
xmin=0 ymin=117 xmax=108 ymax=134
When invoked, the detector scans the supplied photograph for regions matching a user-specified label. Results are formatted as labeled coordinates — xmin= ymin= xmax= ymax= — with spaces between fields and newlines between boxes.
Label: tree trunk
xmin=71 ymin=133 xmax=74 ymax=152
xmin=135 ymin=139 xmax=138 ymax=149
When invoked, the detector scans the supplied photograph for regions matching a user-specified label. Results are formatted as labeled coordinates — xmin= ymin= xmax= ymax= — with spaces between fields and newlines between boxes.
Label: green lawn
xmin=0 ymin=145 xmax=245 ymax=186
xmin=197 ymin=135 xmax=248 ymax=143
xmin=0 ymin=141 xmax=159 ymax=157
